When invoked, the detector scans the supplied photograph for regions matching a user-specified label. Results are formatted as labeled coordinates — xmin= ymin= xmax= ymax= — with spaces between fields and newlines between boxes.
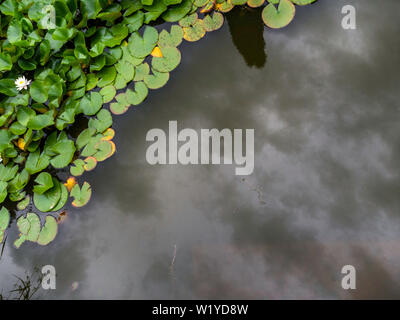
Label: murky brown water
xmin=1 ymin=0 xmax=399 ymax=299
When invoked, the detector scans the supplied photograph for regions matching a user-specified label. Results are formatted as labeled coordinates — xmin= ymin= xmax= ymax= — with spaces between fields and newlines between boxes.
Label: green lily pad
xmin=203 ymin=12 xmax=224 ymax=32
xmin=151 ymin=46 xmax=181 ymax=72
xmin=134 ymin=63 xmax=150 ymax=81
xmin=158 ymin=25 xmax=184 ymax=47
xmin=76 ymin=128 xmax=96 ymax=150
xmin=33 ymin=178 xmax=61 ymax=212
xmin=97 ymin=66 xmax=117 ymax=88
xmin=52 ymin=183 xmax=68 ymax=212
xmin=49 ymin=139 xmax=76 ymax=169
xmin=100 ymin=85 xmax=116 ymax=103
xmin=126 ymin=81 xmax=149 ymax=105
xmin=182 ymin=18 xmax=206 ymax=42
xmin=93 ymin=140 xmax=114 ymax=162
xmin=25 ymin=212 xmax=41 ymax=242
xmin=144 ymin=70 xmax=170 ymax=89
xmin=162 ymin=0 xmax=193 ymax=22
xmin=89 ymin=109 xmax=113 ymax=134
xmin=262 ymin=0 xmax=296 ymax=29
xmin=0 ymin=207 xmax=10 ymax=243
xmin=17 ymin=195 xmax=30 ymax=211
xmin=17 ymin=214 xmax=30 ymax=235
xmin=37 ymin=216 xmax=58 ymax=246
xmin=0 ymin=181 xmax=7 ymax=204
xmin=33 ymin=172 xmax=54 ymax=195
xmin=128 ymin=26 xmax=158 ymax=58
xmin=115 ymin=60 xmax=136 ymax=82
xmin=110 ymin=102 xmax=129 ymax=115
xmin=25 ymin=150 xmax=50 ymax=174
xmin=216 ymin=1 xmax=234 ymax=13
xmin=71 ymin=182 xmax=92 ymax=208
xmin=70 ymin=159 xmax=85 ymax=176
xmin=84 ymin=157 xmax=97 ymax=171
xmin=247 ymin=0 xmax=265 ymax=8
xmin=79 ymin=92 xmax=103 ymax=116
xmin=14 ymin=234 xmax=26 ymax=249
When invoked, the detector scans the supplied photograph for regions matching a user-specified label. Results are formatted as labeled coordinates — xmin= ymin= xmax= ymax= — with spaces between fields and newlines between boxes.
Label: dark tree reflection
xmin=226 ymin=6 xmax=267 ymax=68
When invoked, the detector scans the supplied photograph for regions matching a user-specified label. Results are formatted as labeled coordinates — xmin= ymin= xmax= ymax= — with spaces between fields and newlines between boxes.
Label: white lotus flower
xmin=15 ymin=76 xmax=31 ymax=91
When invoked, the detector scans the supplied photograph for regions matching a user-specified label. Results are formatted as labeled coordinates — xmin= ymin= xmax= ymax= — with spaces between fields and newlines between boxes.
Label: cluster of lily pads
xmin=0 ymin=0 xmax=316 ymax=248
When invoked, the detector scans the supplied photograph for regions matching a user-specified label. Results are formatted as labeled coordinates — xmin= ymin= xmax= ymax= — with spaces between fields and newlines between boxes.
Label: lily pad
xmin=84 ymin=157 xmax=97 ymax=171
xmin=247 ymin=0 xmax=265 ymax=8
xmin=17 ymin=195 xmax=30 ymax=211
xmin=134 ymin=63 xmax=151 ymax=81
xmin=110 ymin=102 xmax=129 ymax=115
xmin=100 ymin=85 xmax=116 ymax=103
xmin=0 ymin=207 xmax=10 ymax=242
xmin=182 ymin=18 xmax=206 ymax=42
xmin=128 ymin=26 xmax=158 ymax=58
xmin=71 ymin=182 xmax=92 ymax=208
xmin=49 ymin=139 xmax=76 ymax=169
xmin=37 ymin=216 xmax=58 ymax=246
xmin=33 ymin=172 xmax=54 ymax=195
xmin=25 ymin=213 xmax=41 ymax=242
xmin=88 ymin=109 xmax=113 ymax=134
xmin=203 ymin=12 xmax=224 ymax=32
xmin=33 ymin=178 xmax=61 ymax=212
xmin=70 ymin=159 xmax=85 ymax=176
xmin=262 ymin=0 xmax=296 ymax=29
xmin=158 ymin=25 xmax=184 ymax=47
xmin=79 ymin=92 xmax=103 ymax=116
xmin=162 ymin=0 xmax=193 ymax=22
xmin=126 ymin=81 xmax=149 ymax=105
xmin=144 ymin=70 xmax=170 ymax=89
xmin=93 ymin=140 xmax=115 ymax=162
xmin=151 ymin=46 xmax=181 ymax=72
xmin=52 ymin=183 xmax=68 ymax=212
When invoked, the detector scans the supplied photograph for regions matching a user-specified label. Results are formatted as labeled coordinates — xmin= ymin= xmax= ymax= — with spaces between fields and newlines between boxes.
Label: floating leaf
xmin=262 ymin=0 xmax=296 ymax=29
xmin=79 ymin=92 xmax=103 ymax=116
xmin=152 ymin=46 xmax=181 ymax=72
xmin=17 ymin=195 xmax=30 ymax=211
xmin=0 ymin=207 xmax=10 ymax=243
xmin=37 ymin=216 xmax=58 ymax=246
xmin=162 ymin=0 xmax=193 ymax=22
xmin=144 ymin=70 xmax=170 ymax=89
xmin=33 ymin=172 xmax=54 ymax=195
xmin=25 ymin=213 xmax=40 ymax=242
xmin=247 ymin=0 xmax=265 ymax=8
xmin=203 ymin=12 xmax=224 ymax=32
xmin=93 ymin=140 xmax=115 ymax=162
xmin=128 ymin=26 xmax=158 ymax=58
xmin=158 ymin=25 xmax=184 ymax=47
xmin=126 ymin=81 xmax=149 ymax=105
xmin=71 ymin=182 xmax=92 ymax=208
xmin=52 ymin=183 xmax=68 ymax=212
xmin=33 ymin=178 xmax=61 ymax=212
xmin=110 ymin=102 xmax=129 ymax=115
xmin=102 ymin=128 xmax=115 ymax=141
xmin=134 ymin=63 xmax=150 ymax=81
xmin=100 ymin=86 xmax=117 ymax=103
xmin=84 ymin=157 xmax=97 ymax=171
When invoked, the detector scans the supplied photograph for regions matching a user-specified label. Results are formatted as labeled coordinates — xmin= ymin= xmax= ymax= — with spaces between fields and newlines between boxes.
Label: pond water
xmin=1 ymin=0 xmax=399 ymax=299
